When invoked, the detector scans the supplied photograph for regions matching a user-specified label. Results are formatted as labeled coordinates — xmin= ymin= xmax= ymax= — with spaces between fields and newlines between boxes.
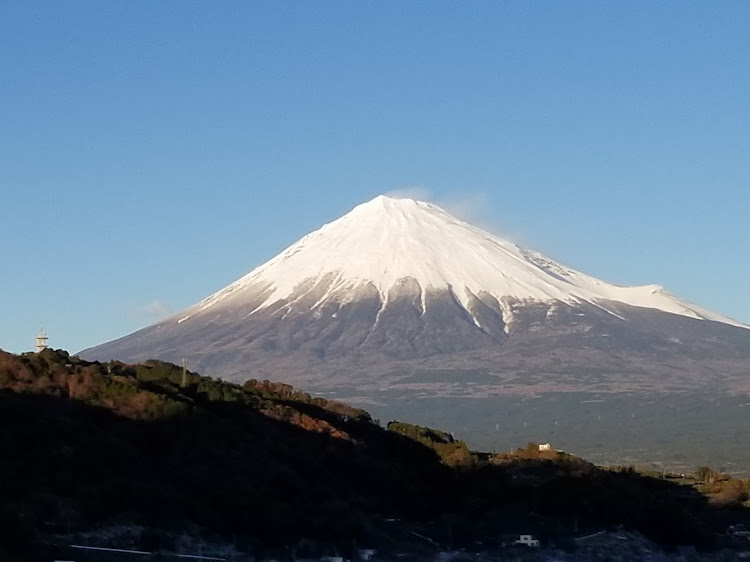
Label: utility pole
xmin=182 ymin=358 xmax=187 ymax=387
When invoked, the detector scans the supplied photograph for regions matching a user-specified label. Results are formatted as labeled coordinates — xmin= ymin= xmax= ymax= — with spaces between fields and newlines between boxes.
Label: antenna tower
xmin=35 ymin=327 xmax=49 ymax=353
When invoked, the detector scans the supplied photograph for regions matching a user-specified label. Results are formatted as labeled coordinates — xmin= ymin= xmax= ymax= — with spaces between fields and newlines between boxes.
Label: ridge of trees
xmin=1 ymin=348 xmax=749 ymax=560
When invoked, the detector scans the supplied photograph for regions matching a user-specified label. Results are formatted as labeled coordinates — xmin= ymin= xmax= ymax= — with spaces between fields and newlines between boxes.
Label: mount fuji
xmin=82 ymin=195 xmax=750 ymax=398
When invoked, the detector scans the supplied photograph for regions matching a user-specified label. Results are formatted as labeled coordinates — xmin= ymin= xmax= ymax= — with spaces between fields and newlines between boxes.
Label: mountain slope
xmin=81 ymin=195 xmax=750 ymax=394
xmin=170 ymin=195 xmax=744 ymax=329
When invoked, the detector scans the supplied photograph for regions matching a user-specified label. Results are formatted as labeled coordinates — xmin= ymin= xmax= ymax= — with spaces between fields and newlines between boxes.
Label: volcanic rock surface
xmin=82 ymin=195 xmax=750 ymax=398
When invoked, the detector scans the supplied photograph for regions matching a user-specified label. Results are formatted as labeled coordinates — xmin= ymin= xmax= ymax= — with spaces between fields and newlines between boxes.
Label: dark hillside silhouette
xmin=0 ymin=348 xmax=748 ymax=559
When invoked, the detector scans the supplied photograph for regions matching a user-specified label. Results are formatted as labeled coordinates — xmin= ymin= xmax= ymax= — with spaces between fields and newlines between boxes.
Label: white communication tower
xmin=35 ymin=327 xmax=49 ymax=352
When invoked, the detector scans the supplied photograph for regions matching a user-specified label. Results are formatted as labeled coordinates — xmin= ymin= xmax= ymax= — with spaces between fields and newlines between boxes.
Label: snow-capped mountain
xmin=82 ymin=195 xmax=750 ymax=396
xmin=176 ymin=195 xmax=743 ymax=329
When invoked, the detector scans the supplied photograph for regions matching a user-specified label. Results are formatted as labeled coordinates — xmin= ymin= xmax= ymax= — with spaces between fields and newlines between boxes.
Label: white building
xmin=514 ymin=534 xmax=540 ymax=547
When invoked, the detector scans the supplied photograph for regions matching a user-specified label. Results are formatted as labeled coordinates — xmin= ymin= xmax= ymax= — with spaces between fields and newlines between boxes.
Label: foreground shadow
xmin=1 ymin=349 xmax=749 ymax=559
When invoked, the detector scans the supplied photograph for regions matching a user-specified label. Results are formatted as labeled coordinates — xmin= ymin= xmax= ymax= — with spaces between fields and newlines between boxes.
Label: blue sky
xmin=2 ymin=2 xmax=749 ymax=354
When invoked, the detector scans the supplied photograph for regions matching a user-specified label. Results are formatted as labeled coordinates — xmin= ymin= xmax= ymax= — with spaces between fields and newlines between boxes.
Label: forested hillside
xmin=1 ymin=348 xmax=748 ymax=560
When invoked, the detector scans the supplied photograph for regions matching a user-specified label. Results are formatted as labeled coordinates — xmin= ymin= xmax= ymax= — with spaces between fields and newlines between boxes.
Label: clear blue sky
xmin=2 ymin=2 xmax=749 ymax=354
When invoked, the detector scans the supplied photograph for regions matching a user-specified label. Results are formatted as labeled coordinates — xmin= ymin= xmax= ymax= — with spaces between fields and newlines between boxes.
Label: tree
xmin=696 ymin=466 xmax=717 ymax=483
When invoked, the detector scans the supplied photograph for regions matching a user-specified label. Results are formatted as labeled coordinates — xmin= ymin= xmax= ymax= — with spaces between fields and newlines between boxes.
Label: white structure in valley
xmin=515 ymin=534 xmax=540 ymax=547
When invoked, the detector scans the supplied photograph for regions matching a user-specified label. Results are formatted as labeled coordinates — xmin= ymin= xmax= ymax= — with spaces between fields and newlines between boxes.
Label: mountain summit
xmin=177 ymin=195 xmax=742 ymax=330
xmin=82 ymin=195 xmax=749 ymax=395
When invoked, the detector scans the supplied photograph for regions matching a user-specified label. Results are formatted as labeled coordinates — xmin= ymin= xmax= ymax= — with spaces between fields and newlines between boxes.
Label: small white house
xmin=538 ymin=443 xmax=551 ymax=452
xmin=514 ymin=534 xmax=540 ymax=547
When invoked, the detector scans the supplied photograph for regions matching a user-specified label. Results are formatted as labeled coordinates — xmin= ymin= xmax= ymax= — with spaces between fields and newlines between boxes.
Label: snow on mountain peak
xmin=187 ymin=195 xmax=747 ymax=330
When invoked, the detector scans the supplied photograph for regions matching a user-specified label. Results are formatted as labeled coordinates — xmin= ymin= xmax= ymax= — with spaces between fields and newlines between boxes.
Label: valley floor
xmin=354 ymin=391 xmax=750 ymax=476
